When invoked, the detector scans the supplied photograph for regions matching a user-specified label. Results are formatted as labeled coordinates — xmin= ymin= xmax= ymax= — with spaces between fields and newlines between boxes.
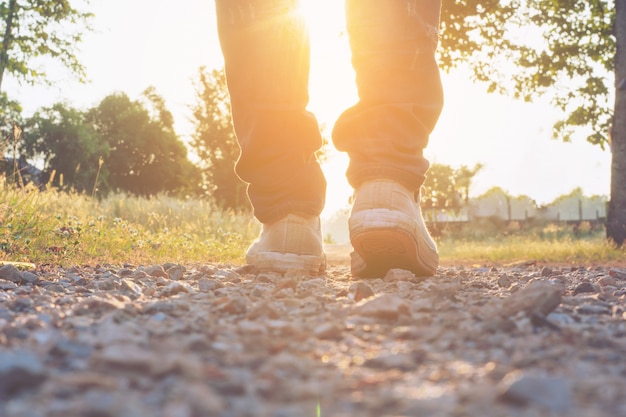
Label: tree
xmin=22 ymin=102 xmax=105 ymax=192
xmin=0 ymin=92 xmax=23 ymax=183
xmin=610 ymin=2 xmax=626 ymax=245
xmin=422 ymin=162 xmax=484 ymax=212
xmin=0 ymin=91 xmax=22 ymax=151
xmin=422 ymin=163 xmax=458 ymax=210
xmin=0 ymin=0 xmax=93 ymax=94
xmin=438 ymin=2 xmax=626 ymax=245
xmin=87 ymin=90 xmax=202 ymax=196
xmin=455 ymin=163 xmax=484 ymax=204
xmin=190 ymin=67 xmax=249 ymax=211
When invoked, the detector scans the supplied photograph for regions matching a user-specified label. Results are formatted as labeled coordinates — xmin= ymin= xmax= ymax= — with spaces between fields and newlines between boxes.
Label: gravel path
xmin=1 ymin=247 xmax=625 ymax=417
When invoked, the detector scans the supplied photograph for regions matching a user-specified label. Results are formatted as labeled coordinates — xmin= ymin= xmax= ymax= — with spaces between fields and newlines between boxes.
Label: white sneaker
xmin=246 ymin=214 xmax=326 ymax=275
xmin=349 ymin=179 xmax=438 ymax=278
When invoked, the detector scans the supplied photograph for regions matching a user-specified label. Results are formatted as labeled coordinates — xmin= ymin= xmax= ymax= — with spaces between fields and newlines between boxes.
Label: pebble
xmin=0 ymin=351 xmax=48 ymax=397
xmin=353 ymin=293 xmax=410 ymax=321
xmin=500 ymin=280 xmax=562 ymax=316
xmin=349 ymin=282 xmax=375 ymax=302
xmin=498 ymin=371 xmax=573 ymax=413
xmin=384 ymin=269 xmax=416 ymax=282
xmin=0 ymin=265 xmax=23 ymax=284
xmin=576 ymin=304 xmax=612 ymax=315
xmin=573 ymin=281 xmax=597 ymax=295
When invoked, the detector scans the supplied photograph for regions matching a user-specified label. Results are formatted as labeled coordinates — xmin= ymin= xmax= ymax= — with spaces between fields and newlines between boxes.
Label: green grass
xmin=437 ymin=223 xmax=626 ymax=265
xmin=0 ymin=182 xmax=258 ymax=266
xmin=0 ymin=181 xmax=624 ymax=267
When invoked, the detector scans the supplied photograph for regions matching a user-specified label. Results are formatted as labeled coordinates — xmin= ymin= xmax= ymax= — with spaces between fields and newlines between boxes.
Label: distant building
xmin=538 ymin=188 xmax=607 ymax=222
xmin=0 ymin=157 xmax=46 ymax=189
xmin=468 ymin=187 xmax=537 ymax=221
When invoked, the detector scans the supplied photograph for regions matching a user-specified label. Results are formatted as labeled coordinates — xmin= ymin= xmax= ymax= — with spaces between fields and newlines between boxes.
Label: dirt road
xmin=0 ymin=249 xmax=625 ymax=416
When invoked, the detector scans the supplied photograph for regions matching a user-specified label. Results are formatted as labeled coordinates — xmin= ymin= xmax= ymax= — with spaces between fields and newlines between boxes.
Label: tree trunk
xmin=607 ymin=0 xmax=626 ymax=245
xmin=0 ymin=0 xmax=18 ymax=95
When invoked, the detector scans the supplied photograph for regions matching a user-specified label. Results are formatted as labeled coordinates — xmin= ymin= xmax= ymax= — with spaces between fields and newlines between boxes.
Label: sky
xmin=3 ymin=0 xmax=613 ymax=219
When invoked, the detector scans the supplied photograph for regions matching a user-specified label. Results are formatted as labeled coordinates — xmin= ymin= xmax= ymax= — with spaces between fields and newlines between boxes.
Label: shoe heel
xmin=351 ymin=229 xmax=436 ymax=278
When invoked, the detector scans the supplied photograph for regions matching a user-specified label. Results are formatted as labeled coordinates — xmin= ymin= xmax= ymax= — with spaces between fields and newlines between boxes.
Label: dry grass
xmin=1 ymin=180 xmax=623 ymax=268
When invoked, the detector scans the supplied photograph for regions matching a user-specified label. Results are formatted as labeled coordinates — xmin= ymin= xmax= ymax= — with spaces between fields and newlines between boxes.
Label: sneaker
xmin=246 ymin=214 xmax=326 ymax=275
xmin=349 ymin=179 xmax=438 ymax=278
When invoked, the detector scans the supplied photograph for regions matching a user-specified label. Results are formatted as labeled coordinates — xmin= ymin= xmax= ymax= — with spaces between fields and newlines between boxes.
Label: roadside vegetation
xmin=0 ymin=181 xmax=623 ymax=268
xmin=437 ymin=222 xmax=624 ymax=266
xmin=0 ymin=182 xmax=257 ymax=267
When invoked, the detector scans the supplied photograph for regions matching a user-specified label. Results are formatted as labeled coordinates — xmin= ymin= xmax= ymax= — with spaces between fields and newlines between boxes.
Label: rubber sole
xmin=246 ymin=252 xmax=326 ymax=275
xmin=351 ymin=227 xmax=437 ymax=278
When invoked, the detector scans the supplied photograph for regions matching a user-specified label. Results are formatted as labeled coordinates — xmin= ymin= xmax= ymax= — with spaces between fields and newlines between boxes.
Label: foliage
xmin=86 ymin=89 xmax=202 ymax=196
xmin=15 ymin=89 xmax=201 ymax=197
xmin=0 ymin=91 xmax=22 ymax=179
xmin=22 ymin=102 xmax=106 ymax=192
xmin=0 ymin=91 xmax=21 ymax=141
xmin=190 ymin=67 xmax=249 ymax=211
xmin=439 ymin=0 xmax=615 ymax=147
xmin=422 ymin=163 xmax=483 ymax=210
xmin=0 ymin=0 xmax=93 ymax=93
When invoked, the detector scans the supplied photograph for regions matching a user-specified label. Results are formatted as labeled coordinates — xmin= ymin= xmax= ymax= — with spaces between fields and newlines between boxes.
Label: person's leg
xmin=333 ymin=0 xmax=443 ymax=278
xmin=215 ymin=0 xmax=326 ymax=273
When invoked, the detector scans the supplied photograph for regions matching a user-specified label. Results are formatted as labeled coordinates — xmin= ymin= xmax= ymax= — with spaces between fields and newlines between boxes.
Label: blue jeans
xmin=216 ymin=0 xmax=443 ymax=223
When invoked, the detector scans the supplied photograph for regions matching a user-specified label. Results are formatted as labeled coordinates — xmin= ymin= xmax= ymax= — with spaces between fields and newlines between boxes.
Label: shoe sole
xmin=350 ymin=209 xmax=437 ymax=278
xmin=247 ymin=252 xmax=326 ymax=275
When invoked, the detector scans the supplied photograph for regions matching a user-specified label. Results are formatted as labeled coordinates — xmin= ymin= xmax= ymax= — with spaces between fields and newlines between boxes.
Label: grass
xmin=0 ymin=180 xmax=623 ymax=268
xmin=0 ymin=181 xmax=258 ymax=266
xmin=436 ymin=222 xmax=626 ymax=266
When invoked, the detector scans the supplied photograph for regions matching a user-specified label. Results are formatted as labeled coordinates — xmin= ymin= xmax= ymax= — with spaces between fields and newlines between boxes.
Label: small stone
xmin=597 ymin=276 xmax=618 ymax=287
xmin=0 ymin=265 xmax=22 ymax=284
xmin=95 ymin=345 xmax=164 ymax=375
xmin=548 ymin=312 xmax=576 ymax=326
xmin=274 ymin=277 xmax=298 ymax=293
xmin=364 ymin=353 xmax=417 ymax=371
xmin=498 ymin=371 xmax=573 ymax=413
xmin=497 ymin=273 xmax=513 ymax=288
xmin=609 ymin=268 xmax=626 ymax=280
xmin=142 ymin=300 xmax=190 ymax=316
xmin=384 ymin=269 xmax=415 ymax=282
xmin=540 ymin=266 xmax=553 ymax=277
xmin=46 ymin=283 xmax=66 ymax=293
xmin=166 ymin=265 xmax=186 ymax=281
xmin=0 ymin=279 xmax=17 ymax=290
xmin=120 ymin=279 xmax=143 ymax=298
xmin=144 ymin=265 xmax=168 ymax=278
xmin=256 ymin=273 xmax=276 ymax=284
xmin=576 ymin=304 xmax=611 ymax=315
xmin=73 ymin=297 xmax=124 ymax=316
xmin=8 ymin=296 xmax=34 ymax=312
xmin=96 ymin=278 xmax=117 ymax=291
xmin=216 ymin=296 xmax=247 ymax=315
xmin=0 ymin=350 xmax=48 ymax=397
xmin=214 ymin=269 xmax=240 ymax=281
xmin=313 ymin=322 xmax=343 ymax=340
xmin=20 ymin=272 xmax=39 ymax=285
xmin=160 ymin=282 xmax=193 ymax=297
xmin=185 ymin=384 xmax=225 ymax=415
xmin=573 ymin=282 xmax=596 ymax=295
xmin=198 ymin=278 xmax=222 ymax=292
xmin=501 ymin=280 xmax=562 ymax=317
xmin=247 ymin=301 xmax=281 ymax=320
xmin=50 ymin=338 xmax=94 ymax=358
xmin=49 ymin=372 xmax=119 ymax=394
xmin=349 ymin=282 xmax=375 ymax=302
xmin=354 ymin=294 xmax=410 ymax=321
